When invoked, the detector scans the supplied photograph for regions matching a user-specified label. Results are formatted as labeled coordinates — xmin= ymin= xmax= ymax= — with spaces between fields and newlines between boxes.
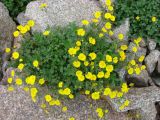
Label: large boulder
xmin=104 ymin=86 xmax=160 ymax=120
xmin=0 ymin=2 xmax=16 ymax=79
xmin=23 ymin=0 xmax=100 ymax=32
xmin=0 ymin=2 xmax=16 ymax=50
xmin=0 ymin=85 xmax=133 ymax=120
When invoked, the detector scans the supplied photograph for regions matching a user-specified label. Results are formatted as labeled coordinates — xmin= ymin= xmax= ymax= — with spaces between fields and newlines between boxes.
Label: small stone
xmin=147 ymin=39 xmax=157 ymax=51
xmin=126 ymin=70 xmax=150 ymax=87
xmin=145 ymin=50 xmax=160 ymax=74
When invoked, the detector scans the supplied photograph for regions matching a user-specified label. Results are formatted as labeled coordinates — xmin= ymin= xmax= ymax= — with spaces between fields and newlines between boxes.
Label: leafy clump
xmin=1 ymin=0 xmax=34 ymax=19
xmin=114 ymin=0 xmax=160 ymax=42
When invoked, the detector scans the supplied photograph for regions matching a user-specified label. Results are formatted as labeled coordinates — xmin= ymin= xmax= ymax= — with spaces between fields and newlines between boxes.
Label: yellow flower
xmin=89 ymin=37 xmax=96 ymax=45
xmin=141 ymin=65 xmax=146 ymax=70
xmin=63 ymin=88 xmax=71 ymax=95
xmin=19 ymin=58 xmax=23 ymax=62
xmin=104 ymin=72 xmax=110 ymax=78
xmin=41 ymin=103 xmax=46 ymax=108
xmin=117 ymin=92 xmax=123 ymax=98
xmin=97 ymin=71 xmax=104 ymax=78
xmin=76 ymin=40 xmax=81 ymax=46
xmin=136 ymin=16 xmax=140 ymax=21
xmin=39 ymin=3 xmax=47 ymax=9
xmin=91 ymin=92 xmax=100 ymax=100
xmin=130 ymin=60 xmax=136 ymax=66
xmin=78 ymin=53 xmax=86 ymax=61
xmin=89 ymin=52 xmax=96 ymax=60
xmin=90 ymin=74 xmax=97 ymax=81
xmin=69 ymin=117 xmax=75 ymax=120
xmin=39 ymin=78 xmax=45 ymax=85
xmin=62 ymin=106 xmax=68 ymax=112
xmin=102 ymin=27 xmax=107 ymax=33
xmin=138 ymin=56 xmax=145 ymax=62
xmin=106 ymin=65 xmax=114 ymax=72
xmin=30 ymin=88 xmax=38 ymax=102
xmin=13 ymin=31 xmax=20 ymax=37
xmin=8 ymin=86 xmax=14 ymax=91
xmin=99 ymin=33 xmax=104 ymax=38
xmin=77 ymin=75 xmax=85 ymax=82
xmin=105 ymin=22 xmax=112 ymax=29
xmin=85 ymin=90 xmax=90 ymax=95
xmin=103 ymin=87 xmax=111 ymax=96
xmin=106 ymin=0 xmax=111 ymax=6
xmin=18 ymin=63 xmax=24 ymax=70
xmin=12 ymin=51 xmax=19 ymax=59
xmin=68 ymin=48 xmax=77 ymax=56
xmin=33 ymin=60 xmax=39 ymax=68
xmin=82 ymin=20 xmax=89 ymax=25
xmin=113 ymin=57 xmax=118 ymax=63
xmin=104 ymin=13 xmax=111 ymax=19
xmin=121 ymin=83 xmax=129 ymax=93
xmin=58 ymin=82 xmax=63 ymax=88
xmin=135 ymin=67 xmax=141 ymax=75
xmin=92 ymin=19 xmax=99 ymax=23
xmin=25 ymin=75 xmax=36 ymax=85
xmin=118 ymin=33 xmax=124 ymax=40
xmin=85 ymin=72 xmax=92 ymax=79
xmin=24 ymin=25 xmax=30 ymax=31
xmin=27 ymin=20 xmax=35 ymax=27
xmin=106 ymin=55 xmax=112 ymax=62
xmin=43 ymin=30 xmax=50 ymax=36
xmin=45 ymin=94 xmax=52 ymax=102
xmin=128 ymin=68 xmax=134 ymax=75
xmin=119 ymin=105 xmax=125 ymax=110
xmin=109 ymin=30 xmax=114 ymax=36
xmin=7 ymin=77 xmax=13 ymax=84
xmin=16 ymin=78 xmax=22 ymax=85
xmin=76 ymin=70 xmax=83 ymax=76
xmin=109 ymin=91 xmax=117 ymax=99
xmin=132 ymin=47 xmax=137 ymax=53
xmin=124 ymin=100 xmax=130 ymax=106
xmin=120 ymin=45 xmax=128 ymax=50
xmin=77 ymin=28 xmax=85 ymax=36
xmin=110 ymin=15 xmax=115 ymax=21
xmin=152 ymin=16 xmax=157 ymax=22
xmin=69 ymin=94 xmax=74 ymax=99
xmin=108 ymin=5 xmax=113 ymax=11
xmin=73 ymin=60 xmax=81 ymax=68
xmin=11 ymin=70 xmax=15 ymax=77
xmin=17 ymin=25 xmax=23 ymax=30
xmin=84 ymin=61 xmax=89 ymax=66
xmin=94 ymin=11 xmax=101 ymax=19
xmin=99 ymin=61 xmax=106 ymax=68
xmin=5 ymin=48 xmax=11 ymax=53
xmin=23 ymin=87 xmax=29 ymax=92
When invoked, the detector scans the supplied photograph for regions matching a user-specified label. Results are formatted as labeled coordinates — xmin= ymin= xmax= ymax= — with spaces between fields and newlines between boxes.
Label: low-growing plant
xmin=114 ymin=0 xmax=160 ymax=42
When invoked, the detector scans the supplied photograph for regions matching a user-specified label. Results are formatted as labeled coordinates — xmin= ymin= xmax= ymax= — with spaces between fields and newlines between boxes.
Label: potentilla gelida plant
xmin=7 ymin=1 xmax=148 ymax=116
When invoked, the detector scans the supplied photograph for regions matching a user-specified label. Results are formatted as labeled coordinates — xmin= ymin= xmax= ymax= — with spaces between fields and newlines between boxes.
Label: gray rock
xmin=145 ymin=50 xmax=160 ymax=74
xmin=127 ymin=42 xmax=147 ymax=62
xmin=139 ymin=38 xmax=147 ymax=47
xmin=157 ymin=56 xmax=160 ymax=74
xmin=104 ymin=86 xmax=160 ymax=120
xmin=17 ymin=12 xmax=28 ymax=25
xmin=117 ymin=68 xmax=126 ymax=81
xmin=152 ymin=76 xmax=160 ymax=87
xmin=24 ymin=0 xmax=100 ymax=32
xmin=0 ymin=2 xmax=16 ymax=50
xmin=112 ymin=18 xmax=130 ymax=41
xmin=126 ymin=70 xmax=150 ymax=87
xmin=0 ymin=85 xmax=133 ymax=120
xmin=148 ymin=39 xmax=157 ymax=51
